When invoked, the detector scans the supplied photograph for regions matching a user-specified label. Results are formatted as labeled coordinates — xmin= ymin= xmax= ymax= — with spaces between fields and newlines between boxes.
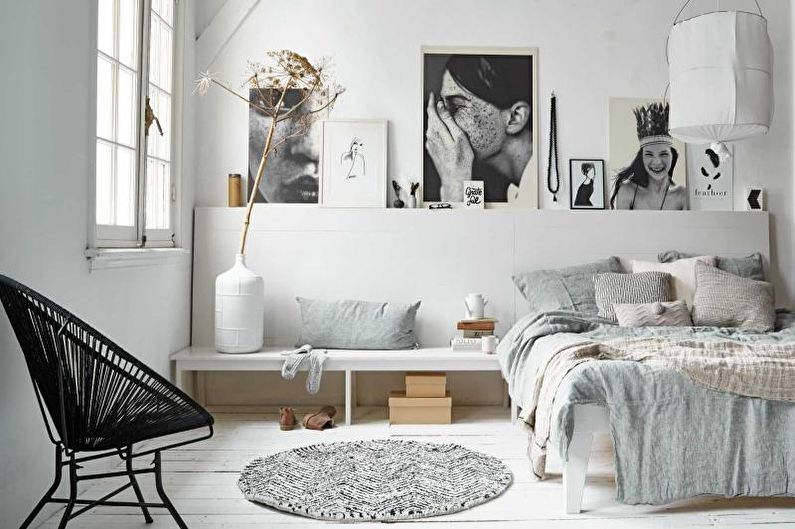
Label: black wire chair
xmin=0 ymin=275 xmax=214 ymax=529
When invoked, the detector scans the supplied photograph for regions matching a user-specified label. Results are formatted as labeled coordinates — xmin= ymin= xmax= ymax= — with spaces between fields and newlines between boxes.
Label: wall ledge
xmin=85 ymin=248 xmax=191 ymax=272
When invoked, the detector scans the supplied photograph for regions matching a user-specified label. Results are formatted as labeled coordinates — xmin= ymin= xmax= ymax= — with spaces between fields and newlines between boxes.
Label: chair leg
xmin=126 ymin=448 xmax=153 ymax=523
xmin=153 ymin=451 xmax=187 ymax=529
xmin=20 ymin=446 xmax=63 ymax=529
xmin=57 ymin=456 xmax=78 ymax=529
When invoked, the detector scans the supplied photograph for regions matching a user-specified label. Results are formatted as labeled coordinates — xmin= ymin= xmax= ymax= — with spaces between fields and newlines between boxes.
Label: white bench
xmin=170 ymin=346 xmax=516 ymax=425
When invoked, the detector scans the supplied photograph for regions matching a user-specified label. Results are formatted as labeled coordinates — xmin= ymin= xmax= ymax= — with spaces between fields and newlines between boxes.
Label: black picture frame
xmin=569 ymin=159 xmax=606 ymax=210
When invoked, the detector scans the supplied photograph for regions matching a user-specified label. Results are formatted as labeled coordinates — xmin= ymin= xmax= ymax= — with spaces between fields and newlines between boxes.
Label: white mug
xmin=481 ymin=335 xmax=499 ymax=354
xmin=464 ymin=293 xmax=488 ymax=320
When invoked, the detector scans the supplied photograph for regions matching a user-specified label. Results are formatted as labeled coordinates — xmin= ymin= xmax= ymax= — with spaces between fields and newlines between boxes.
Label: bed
xmin=498 ymin=259 xmax=795 ymax=514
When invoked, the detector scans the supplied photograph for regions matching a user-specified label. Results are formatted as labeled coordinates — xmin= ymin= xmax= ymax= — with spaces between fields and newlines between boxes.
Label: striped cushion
xmin=594 ymin=272 xmax=674 ymax=322
xmin=692 ymin=263 xmax=775 ymax=331
xmin=614 ymin=301 xmax=693 ymax=328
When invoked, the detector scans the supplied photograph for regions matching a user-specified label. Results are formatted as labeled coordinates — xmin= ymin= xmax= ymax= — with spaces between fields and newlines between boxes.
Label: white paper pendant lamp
xmin=668 ymin=3 xmax=773 ymax=145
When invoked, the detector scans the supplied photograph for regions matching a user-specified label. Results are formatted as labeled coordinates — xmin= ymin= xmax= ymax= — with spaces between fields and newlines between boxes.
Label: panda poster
xmin=686 ymin=144 xmax=734 ymax=211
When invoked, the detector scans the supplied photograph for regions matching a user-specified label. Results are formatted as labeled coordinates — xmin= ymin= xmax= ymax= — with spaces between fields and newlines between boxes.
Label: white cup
xmin=481 ymin=335 xmax=499 ymax=354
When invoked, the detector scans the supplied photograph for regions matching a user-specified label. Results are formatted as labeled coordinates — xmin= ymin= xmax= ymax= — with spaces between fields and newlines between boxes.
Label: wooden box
xmin=388 ymin=391 xmax=452 ymax=424
xmin=405 ymin=372 xmax=447 ymax=398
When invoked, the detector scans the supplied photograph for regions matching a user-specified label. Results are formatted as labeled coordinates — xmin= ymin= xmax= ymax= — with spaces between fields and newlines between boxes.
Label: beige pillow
xmin=692 ymin=263 xmax=776 ymax=331
xmin=631 ymin=256 xmax=716 ymax=307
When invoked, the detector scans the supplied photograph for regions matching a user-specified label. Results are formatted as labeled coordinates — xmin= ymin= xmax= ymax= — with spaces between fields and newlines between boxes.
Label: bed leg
xmin=563 ymin=431 xmax=592 ymax=514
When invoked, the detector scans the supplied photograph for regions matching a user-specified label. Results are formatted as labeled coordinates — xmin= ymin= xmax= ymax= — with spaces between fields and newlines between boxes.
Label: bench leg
xmin=563 ymin=431 xmax=592 ymax=514
xmin=174 ymin=366 xmax=194 ymax=398
xmin=344 ymin=369 xmax=353 ymax=426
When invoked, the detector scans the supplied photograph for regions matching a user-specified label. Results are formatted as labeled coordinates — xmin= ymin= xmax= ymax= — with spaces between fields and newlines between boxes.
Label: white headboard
xmin=192 ymin=208 xmax=769 ymax=347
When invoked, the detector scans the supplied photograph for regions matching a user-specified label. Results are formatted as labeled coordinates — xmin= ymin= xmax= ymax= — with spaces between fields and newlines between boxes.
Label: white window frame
xmin=88 ymin=0 xmax=184 ymax=250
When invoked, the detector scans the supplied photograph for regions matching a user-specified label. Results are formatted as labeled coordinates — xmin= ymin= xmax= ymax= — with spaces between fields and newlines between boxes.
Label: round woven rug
xmin=238 ymin=439 xmax=512 ymax=521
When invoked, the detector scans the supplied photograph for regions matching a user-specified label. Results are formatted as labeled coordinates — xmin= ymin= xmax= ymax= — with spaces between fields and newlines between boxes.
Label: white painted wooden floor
xmin=37 ymin=407 xmax=795 ymax=528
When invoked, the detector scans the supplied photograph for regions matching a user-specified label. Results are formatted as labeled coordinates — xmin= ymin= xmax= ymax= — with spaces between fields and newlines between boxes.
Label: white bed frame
xmin=564 ymin=405 xmax=610 ymax=513
xmin=191 ymin=207 xmax=771 ymax=513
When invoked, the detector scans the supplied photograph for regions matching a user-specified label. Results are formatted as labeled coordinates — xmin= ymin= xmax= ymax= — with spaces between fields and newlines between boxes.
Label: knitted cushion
xmin=594 ymin=272 xmax=674 ymax=322
xmin=692 ymin=263 xmax=775 ymax=331
xmin=614 ymin=300 xmax=693 ymax=328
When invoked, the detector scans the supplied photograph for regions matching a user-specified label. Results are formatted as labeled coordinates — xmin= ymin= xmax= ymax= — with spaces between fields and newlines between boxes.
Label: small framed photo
xmin=569 ymin=159 xmax=606 ymax=210
xmin=320 ymin=119 xmax=388 ymax=207
xmin=463 ymin=180 xmax=485 ymax=209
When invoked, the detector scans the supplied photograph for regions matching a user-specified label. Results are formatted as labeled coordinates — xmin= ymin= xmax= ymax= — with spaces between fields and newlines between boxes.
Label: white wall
xmin=194 ymin=0 xmax=794 ymax=305
xmin=0 ymin=1 xmax=196 ymax=527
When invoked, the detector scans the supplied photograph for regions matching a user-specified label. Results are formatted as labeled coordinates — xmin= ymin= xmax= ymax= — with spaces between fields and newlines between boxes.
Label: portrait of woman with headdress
xmin=609 ymin=101 xmax=688 ymax=210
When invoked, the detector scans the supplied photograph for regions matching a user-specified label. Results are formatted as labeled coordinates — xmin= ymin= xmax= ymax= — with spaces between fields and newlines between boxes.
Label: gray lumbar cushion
xmin=658 ymin=250 xmax=765 ymax=281
xmin=614 ymin=300 xmax=693 ymax=328
xmin=692 ymin=263 xmax=775 ymax=331
xmin=513 ymin=257 xmax=623 ymax=315
xmin=296 ymin=298 xmax=421 ymax=350
xmin=594 ymin=271 xmax=674 ymax=322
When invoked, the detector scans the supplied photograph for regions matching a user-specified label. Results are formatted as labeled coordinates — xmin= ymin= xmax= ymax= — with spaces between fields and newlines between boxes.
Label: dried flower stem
xmin=239 ymin=82 xmax=292 ymax=255
xmin=195 ymin=50 xmax=344 ymax=257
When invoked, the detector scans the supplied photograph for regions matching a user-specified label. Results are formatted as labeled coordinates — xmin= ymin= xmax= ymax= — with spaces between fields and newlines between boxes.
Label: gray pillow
xmin=658 ymin=250 xmax=765 ymax=281
xmin=296 ymin=298 xmax=421 ymax=350
xmin=692 ymin=263 xmax=775 ymax=331
xmin=594 ymin=272 xmax=674 ymax=322
xmin=513 ymin=257 xmax=623 ymax=315
xmin=614 ymin=301 xmax=693 ymax=328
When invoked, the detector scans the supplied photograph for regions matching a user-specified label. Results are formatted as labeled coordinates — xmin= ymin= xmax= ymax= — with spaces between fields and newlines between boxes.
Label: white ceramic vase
xmin=407 ymin=196 xmax=418 ymax=209
xmin=214 ymin=253 xmax=264 ymax=354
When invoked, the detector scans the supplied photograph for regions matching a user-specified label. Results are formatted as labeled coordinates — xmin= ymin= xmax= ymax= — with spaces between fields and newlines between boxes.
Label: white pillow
xmin=630 ymin=256 xmax=716 ymax=307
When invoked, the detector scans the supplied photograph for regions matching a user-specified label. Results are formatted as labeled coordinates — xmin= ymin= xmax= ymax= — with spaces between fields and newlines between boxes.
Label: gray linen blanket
xmin=496 ymin=309 xmax=795 ymax=505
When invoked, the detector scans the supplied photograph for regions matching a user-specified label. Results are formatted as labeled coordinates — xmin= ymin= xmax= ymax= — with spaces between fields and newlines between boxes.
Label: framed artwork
xmin=687 ymin=144 xmax=734 ymax=211
xmin=422 ymin=46 xmax=538 ymax=208
xmin=463 ymin=180 xmax=485 ymax=209
xmin=608 ymin=98 xmax=688 ymax=210
xmin=248 ymin=88 xmax=327 ymax=204
xmin=320 ymin=119 xmax=388 ymax=208
xmin=569 ymin=159 xmax=605 ymax=210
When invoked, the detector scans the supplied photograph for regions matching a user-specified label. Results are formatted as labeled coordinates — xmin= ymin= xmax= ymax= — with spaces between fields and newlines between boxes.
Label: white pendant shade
xmin=668 ymin=11 xmax=773 ymax=144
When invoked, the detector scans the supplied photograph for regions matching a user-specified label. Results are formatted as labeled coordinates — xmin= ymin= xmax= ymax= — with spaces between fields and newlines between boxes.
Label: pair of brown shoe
xmin=279 ymin=406 xmax=336 ymax=431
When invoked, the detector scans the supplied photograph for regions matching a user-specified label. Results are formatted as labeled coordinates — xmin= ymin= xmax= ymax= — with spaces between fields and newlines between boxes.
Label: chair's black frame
xmin=0 ymin=275 xmax=214 ymax=529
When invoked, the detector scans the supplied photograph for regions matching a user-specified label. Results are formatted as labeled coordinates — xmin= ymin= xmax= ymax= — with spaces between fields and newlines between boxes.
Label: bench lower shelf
xmin=170 ymin=346 xmax=518 ymax=425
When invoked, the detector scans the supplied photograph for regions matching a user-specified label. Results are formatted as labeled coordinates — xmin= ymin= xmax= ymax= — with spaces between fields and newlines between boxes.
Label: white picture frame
xmin=687 ymin=144 xmax=734 ymax=211
xmin=320 ymin=120 xmax=388 ymax=208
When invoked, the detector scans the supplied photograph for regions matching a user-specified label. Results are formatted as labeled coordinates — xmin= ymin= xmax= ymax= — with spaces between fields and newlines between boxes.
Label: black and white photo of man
xmin=423 ymin=49 xmax=537 ymax=205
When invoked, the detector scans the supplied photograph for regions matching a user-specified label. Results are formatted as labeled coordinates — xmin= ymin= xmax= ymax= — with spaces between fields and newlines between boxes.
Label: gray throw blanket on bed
xmin=497 ymin=309 xmax=795 ymax=504
xmin=527 ymin=335 xmax=795 ymax=480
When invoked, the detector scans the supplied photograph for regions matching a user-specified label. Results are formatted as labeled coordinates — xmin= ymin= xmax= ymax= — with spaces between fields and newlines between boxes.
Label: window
xmin=94 ymin=0 xmax=178 ymax=248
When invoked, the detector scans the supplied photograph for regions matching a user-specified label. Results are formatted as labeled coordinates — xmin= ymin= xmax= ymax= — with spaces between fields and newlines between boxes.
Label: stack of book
xmin=450 ymin=318 xmax=496 ymax=351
